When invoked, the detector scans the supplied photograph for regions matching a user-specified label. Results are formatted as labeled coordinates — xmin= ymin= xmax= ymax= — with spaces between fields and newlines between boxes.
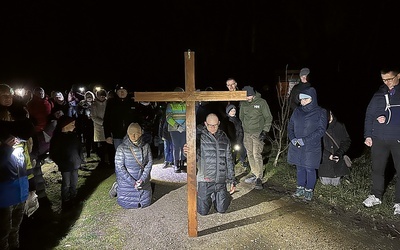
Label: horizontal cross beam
xmin=134 ymin=91 xmax=247 ymax=102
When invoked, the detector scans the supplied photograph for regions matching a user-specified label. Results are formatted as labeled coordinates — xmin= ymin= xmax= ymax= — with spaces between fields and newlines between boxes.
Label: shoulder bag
xmin=325 ymin=131 xmax=352 ymax=168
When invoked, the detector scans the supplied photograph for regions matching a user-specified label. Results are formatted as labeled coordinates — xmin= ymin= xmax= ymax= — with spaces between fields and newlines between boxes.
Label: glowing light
xmin=233 ymin=144 xmax=240 ymax=151
xmin=15 ymin=88 xmax=25 ymax=97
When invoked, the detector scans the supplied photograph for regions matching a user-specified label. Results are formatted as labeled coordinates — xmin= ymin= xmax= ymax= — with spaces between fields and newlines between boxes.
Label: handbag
xmin=325 ymin=131 xmax=352 ymax=168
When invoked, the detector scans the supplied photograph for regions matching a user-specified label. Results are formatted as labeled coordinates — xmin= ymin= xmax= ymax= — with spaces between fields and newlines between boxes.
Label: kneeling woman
xmin=115 ymin=123 xmax=153 ymax=208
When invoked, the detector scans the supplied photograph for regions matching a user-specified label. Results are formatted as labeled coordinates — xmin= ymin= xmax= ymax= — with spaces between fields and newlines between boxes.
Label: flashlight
xmin=233 ymin=144 xmax=240 ymax=151
xmin=15 ymin=88 xmax=25 ymax=97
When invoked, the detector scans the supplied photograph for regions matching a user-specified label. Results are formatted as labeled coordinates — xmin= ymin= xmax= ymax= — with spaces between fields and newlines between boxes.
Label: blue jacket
xmin=364 ymin=84 xmax=400 ymax=140
xmin=115 ymin=135 xmax=153 ymax=209
xmin=287 ymin=87 xmax=327 ymax=168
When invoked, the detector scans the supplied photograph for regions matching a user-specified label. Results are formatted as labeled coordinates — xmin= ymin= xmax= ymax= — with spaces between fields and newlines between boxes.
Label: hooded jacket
xmin=287 ymin=87 xmax=327 ymax=168
xmin=239 ymin=92 xmax=273 ymax=134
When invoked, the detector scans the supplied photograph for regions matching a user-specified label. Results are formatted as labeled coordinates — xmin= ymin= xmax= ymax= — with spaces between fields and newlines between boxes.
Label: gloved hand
xmin=291 ymin=138 xmax=298 ymax=146
xmin=177 ymin=125 xmax=185 ymax=133
xmin=258 ymin=130 xmax=268 ymax=141
xmin=297 ymin=138 xmax=304 ymax=146
xmin=134 ymin=179 xmax=143 ymax=190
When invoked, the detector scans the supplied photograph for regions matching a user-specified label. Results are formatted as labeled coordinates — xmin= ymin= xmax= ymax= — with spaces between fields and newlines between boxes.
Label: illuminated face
xmin=205 ymin=114 xmax=220 ymax=135
xmin=228 ymin=108 xmax=236 ymax=117
xmin=128 ymin=127 xmax=142 ymax=142
xmin=34 ymin=88 xmax=45 ymax=99
xmin=226 ymin=79 xmax=237 ymax=91
xmin=300 ymin=98 xmax=312 ymax=106
xmin=0 ymin=91 xmax=13 ymax=107
xmin=381 ymin=72 xmax=399 ymax=90
xmin=116 ymin=89 xmax=128 ymax=99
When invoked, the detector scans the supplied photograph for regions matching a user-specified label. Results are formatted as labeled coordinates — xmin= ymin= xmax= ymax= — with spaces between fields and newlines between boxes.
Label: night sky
xmin=1 ymin=1 xmax=399 ymax=156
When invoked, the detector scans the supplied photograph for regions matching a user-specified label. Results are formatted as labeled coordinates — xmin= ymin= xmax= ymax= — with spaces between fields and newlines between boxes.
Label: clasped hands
xmin=291 ymin=138 xmax=304 ymax=148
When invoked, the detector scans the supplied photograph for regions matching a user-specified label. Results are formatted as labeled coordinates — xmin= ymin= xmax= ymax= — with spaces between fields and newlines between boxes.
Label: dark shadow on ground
xmin=19 ymin=165 xmax=115 ymax=250
xmin=151 ymin=180 xmax=186 ymax=204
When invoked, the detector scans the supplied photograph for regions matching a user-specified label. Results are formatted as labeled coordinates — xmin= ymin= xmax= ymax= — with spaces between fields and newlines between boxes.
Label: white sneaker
xmin=362 ymin=195 xmax=382 ymax=207
xmin=394 ymin=203 xmax=400 ymax=215
xmin=244 ymin=175 xmax=257 ymax=184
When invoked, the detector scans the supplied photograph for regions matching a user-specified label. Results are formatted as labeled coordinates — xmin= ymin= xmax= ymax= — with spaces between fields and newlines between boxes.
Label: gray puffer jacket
xmin=115 ymin=135 xmax=153 ymax=209
xmin=196 ymin=126 xmax=235 ymax=184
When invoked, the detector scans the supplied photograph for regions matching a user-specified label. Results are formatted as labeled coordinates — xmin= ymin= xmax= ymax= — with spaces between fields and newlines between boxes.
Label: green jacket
xmin=239 ymin=92 xmax=272 ymax=134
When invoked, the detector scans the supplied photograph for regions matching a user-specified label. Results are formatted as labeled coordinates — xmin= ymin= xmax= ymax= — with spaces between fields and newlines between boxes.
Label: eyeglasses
xmin=226 ymin=83 xmax=236 ymax=87
xmin=206 ymin=123 xmax=219 ymax=128
xmin=382 ymin=75 xmax=398 ymax=83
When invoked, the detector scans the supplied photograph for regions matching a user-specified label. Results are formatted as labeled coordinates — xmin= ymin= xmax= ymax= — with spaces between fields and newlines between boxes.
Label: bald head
xmin=205 ymin=113 xmax=220 ymax=134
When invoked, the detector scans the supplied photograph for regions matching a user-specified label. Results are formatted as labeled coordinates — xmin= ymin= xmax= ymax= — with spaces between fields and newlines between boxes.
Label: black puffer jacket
xmin=196 ymin=126 xmax=235 ymax=184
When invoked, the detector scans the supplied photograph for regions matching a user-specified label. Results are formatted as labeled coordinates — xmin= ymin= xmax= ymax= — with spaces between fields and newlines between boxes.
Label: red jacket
xmin=27 ymin=95 xmax=53 ymax=132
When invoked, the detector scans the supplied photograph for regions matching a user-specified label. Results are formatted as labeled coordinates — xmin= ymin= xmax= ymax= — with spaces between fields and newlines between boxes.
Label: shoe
xmin=254 ymin=178 xmax=263 ymax=190
xmin=162 ymin=161 xmax=169 ymax=169
xmin=292 ymin=186 xmax=305 ymax=198
xmin=394 ymin=203 xmax=400 ymax=215
xmin=363 ymin=194 xmax=382 ymax=207
xmin=244 ymin=175 xmax=257 ymax=184
xmin=174 ymin=165 xmax=181 ymax=173
xmin=109 ymin=182 xmax=118 ymax=198
xmin=304 ymin=189 xmax=313 ymax=201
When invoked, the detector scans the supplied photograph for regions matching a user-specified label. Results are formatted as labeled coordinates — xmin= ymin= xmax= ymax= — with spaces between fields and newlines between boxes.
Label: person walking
xmin=288 ymin=87 xmax=327 ymax=201
xmin=183 ymin=113 xmax=236 ymax=215
xmin=239 ymin=86 xmax=273 ymax=190
xmin=363 ymin=67 xmax=400 ymax=215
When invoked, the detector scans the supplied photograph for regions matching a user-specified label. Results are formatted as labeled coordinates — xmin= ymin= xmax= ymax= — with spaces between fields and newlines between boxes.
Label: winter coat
xmin=196 ymin=126 xmax=235 ymax=184
xmin=103 ymin=97 xmax=141 ymax=139
xmin=115 ymin=135 xmax=153 ymax=209
xmin=239 ymin=92 xmax=273 ymax=134
xmin=91 ymin=98 xmax=107 ymax=142
xmin=166 ymin=102 xmax=186 ymax=132
xmin=364 ymin=84 xmax=400 ymax=140
xmin=0 ymin=101 xmax=36 ymax=208
xmin=289 ymin=81 xmax=312 ymax=111
xmin=50 ymin=131 xmax=84 ymax=172
xmin=220 ymin=115 xmax=244 ymax=147
xmin=27 ymin=95 xmax=53 ymax=132
xmin=287 ymin=87 xmax=327 ymax=168
xmin=319 ymin=115 xmax=351 ymax=178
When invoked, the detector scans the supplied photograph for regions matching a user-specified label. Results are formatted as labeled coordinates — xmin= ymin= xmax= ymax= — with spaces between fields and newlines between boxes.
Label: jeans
xmin=163 ymin=139 xmax=174 ymax=163
xmin=296 ymin=165 xmax=317 ymax=190
xmin=371 ymin=138 xmax=400 ymax=202
xmin=61 ymin=169 xmax=79 ymax=202
xmin=243 ymin=132 xmax=264 ymax=179
xmin=0 ymin=202 xmax=25 ymax=250
xmin=170 ymin=131 xmax=186 ymax=166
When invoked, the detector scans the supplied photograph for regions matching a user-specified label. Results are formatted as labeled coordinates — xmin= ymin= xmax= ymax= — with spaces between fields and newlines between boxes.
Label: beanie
xmin=226 ymin=104 xmax=236 ymax=114
xmin=57 ymin=115 xmax=75 ymax=129
xmin=300 ymin=68 xmax=310 ymax=77
xmin=242 ymin=86 xmax=255 ymax=96
xmin=299 ymin=93 xmax=312 ymax=100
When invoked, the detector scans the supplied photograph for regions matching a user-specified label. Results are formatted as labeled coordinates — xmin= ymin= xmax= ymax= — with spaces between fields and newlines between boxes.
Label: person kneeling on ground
xmin=115 ymin=123 xmax=153 ymax=209
xmin=183 ymin=113 xmax=236 ymax=216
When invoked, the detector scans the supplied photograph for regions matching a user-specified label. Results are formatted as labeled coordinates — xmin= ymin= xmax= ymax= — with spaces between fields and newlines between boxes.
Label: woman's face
xmin=0 ymin=91 xmax=13 ymax=107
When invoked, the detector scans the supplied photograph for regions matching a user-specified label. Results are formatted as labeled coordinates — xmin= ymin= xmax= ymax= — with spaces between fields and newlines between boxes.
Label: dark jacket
xmin=220 ymin=116 xmax=244 ymax=147
xmin=115 ymin=135 xmax=153 ymax=209
xmin=289 ymin=81 xmax=312 ymax=111
xmin=196 ymin=126 xmax=235 ymax=184
xmin=287 ymin=87 xmax=327 ymax=168
xmin=103 ymin=96 xmax=141 ymax=139
xmin=319 ymin=115 xmax=351 ymax=178
xmin=364 ymin=84 xmax=400 ymax=140
xmin=50 ymin=131 xmax=84 ymax=172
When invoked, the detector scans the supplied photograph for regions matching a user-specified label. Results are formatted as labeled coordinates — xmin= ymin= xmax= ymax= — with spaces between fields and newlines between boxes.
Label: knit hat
xmin=57 ymin=115 xmax=75 ymax=129
xmin=226 ymin=104 xmax=236 ymax=114
xmin=299 ymin=93 xmax=312 ymax=100
xmin=299 ymin=68 xmax=310 ymax=77
xmin=242 ymin=86 xmax=255 ymax=96
xmin=127 ymin=122 xmax=142 ymax=136
xmin=115 ymin=84 xmax=128 ymax=92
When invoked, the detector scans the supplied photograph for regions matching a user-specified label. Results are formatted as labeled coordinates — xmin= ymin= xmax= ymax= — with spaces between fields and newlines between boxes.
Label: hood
xmin=299 ymin=87 xmax=318 ymax=112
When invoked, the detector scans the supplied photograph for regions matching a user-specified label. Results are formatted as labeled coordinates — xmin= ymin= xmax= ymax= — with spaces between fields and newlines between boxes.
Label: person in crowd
xmin=183 ymin=113 xmax=236 ymax=215
xmin=136 ymin=101 xmax=156 ymax=152
xmin=27 ymin=86 xmax=53 ymax=200
xmin=103 ymin=84 xmax=140 ymax=165
xmin=49 ymin=115 xmax=84 ymax=208
xmin=67 ymin=85 xmax=83 ymax=118
xmin=363 ymin=67 xmax=400 ymax=215
xmin=319 ymin=110 xmax=351 ymax=186
xmin=0 ymin=83 xmax=36 ymax=250
xmin=77 ymin=91 xmax=95 ymax=158
xmin=114 ymin=123 xmax=153 ymax=209
xmin=288 ymin=87 xmax=327 ymax=201
xmin=239 ymin=86 xmax=273 ymax=190
xmin=166 ymin=87 xmax=187 ymax=173
xmin=220 ymin=104 xmax=247 ymax=172
xmin=91 ymin=89 xmax=110 ymax=167
xmin=289 ymin=68 xmax=312 ymax=112
xmin=158 ymin=104 xmax=174 ymax=168
xmin=50 ymin=91 xmax=69 ymax=121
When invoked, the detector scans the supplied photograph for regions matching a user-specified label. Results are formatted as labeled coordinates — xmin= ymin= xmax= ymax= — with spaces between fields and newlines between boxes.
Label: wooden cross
xmin=134 ymin=51 xmax=247 ymax=237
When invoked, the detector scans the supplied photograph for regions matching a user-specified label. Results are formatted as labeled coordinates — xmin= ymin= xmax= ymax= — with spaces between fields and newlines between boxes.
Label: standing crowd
xmin=1 ymin=66 xmax=400 ymax=249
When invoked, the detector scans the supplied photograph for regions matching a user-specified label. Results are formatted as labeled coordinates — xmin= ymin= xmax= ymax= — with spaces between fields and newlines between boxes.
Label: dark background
xmin=1 ymin=1 xmax=399 ymax=157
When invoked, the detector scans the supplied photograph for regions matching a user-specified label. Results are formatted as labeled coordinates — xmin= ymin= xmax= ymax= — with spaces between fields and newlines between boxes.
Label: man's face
xmin=381 ymin=72 xmax=399 ymax=90
xmin=116 ymin=89 xmax=128 ymax=99
xmin=300 ymin=75 xmax=308 ymax=83
xmin=34 ymin=88 xmax=45 ymax=99
xmin=246 ymin=95 xmax=254 ymax=102
xmin=226 ymin=80 xmax=237 ymax=91
xmin=204 ymin=115 xmax=220 ymax=135
xmin=0 ymin=91 xmax=13 ymax=107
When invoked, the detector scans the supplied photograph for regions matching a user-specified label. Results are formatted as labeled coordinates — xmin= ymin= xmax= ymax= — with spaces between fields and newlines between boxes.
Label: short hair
xmin=0 ymin=84 xmax=14 ymax=95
